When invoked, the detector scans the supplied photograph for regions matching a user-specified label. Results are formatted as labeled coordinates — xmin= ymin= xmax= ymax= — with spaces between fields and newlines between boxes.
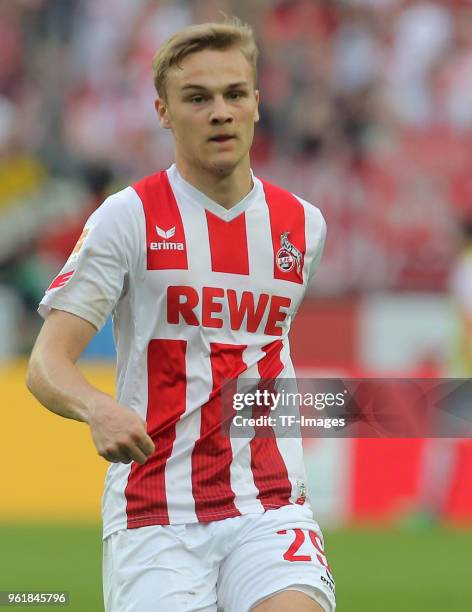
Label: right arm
xmin=26 ymin=309 xmax=155 ymax=464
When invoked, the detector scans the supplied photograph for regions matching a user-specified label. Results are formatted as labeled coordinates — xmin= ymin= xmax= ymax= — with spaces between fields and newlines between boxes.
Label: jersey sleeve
xmin=38 ymin=187 xmax=141 ymax=331
xmin=307 ymin=207 xmax=327 ymax=281
xmin=292 ymin=194 xmax=327 ymax=283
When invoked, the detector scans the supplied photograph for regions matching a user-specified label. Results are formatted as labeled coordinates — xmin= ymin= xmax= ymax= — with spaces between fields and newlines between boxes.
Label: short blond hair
xmin=152 ymin=17 xmax=259 ymax=100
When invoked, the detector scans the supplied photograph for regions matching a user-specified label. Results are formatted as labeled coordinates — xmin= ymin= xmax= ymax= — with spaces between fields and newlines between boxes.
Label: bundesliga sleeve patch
xmin=46 ymin=226 xmax=90 ymax=291
xmin=47 ymin=270 xmax=75 ymax=291
xmin=68 ymin=227 xmax=90 ymax=262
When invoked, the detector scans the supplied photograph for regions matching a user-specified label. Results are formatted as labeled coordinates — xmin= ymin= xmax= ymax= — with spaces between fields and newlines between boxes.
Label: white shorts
xmin=103 ymin=504 xmax=336 ymax=612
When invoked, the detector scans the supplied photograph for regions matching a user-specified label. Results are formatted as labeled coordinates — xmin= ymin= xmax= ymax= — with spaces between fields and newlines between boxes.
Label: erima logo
xmin=150 ymin=225 xmax=184 ymax=251
xmin=156 ymin=225 xmax=175 ymax=239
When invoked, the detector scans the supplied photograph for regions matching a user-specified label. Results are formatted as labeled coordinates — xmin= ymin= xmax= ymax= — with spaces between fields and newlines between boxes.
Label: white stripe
xmin=229 ymin=347 xmax=266 ymax=513
xmin=243 ymin=194 xmax=278 ymax=335
xmin=294 ymin=194 xmax=325 ymax=284
xmin=272 ymin=346 xmax=307 ymax=503
xmin=177 ymin=199 xmax=213 ymax=278
xmin=245 ymin=190 xmax=274 ymax=280
xmin=103 ymin=462 xmax=133 ymax=537
xmin=165 ymin=326 xmax=214 ymax=523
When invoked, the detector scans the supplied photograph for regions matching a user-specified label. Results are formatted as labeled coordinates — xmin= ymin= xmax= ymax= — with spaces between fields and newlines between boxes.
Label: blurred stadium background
xmin=1 ymin=0 xmax=472 ymax=610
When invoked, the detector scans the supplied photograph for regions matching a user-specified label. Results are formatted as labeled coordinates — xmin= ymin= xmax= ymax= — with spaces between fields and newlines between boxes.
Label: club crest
xmin=276 ymin=231 xmax=302 ymax=274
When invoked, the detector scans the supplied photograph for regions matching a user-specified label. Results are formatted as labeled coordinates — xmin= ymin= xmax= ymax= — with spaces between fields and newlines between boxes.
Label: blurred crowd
xmin=2 ymin=0 xmax=472 ymax=353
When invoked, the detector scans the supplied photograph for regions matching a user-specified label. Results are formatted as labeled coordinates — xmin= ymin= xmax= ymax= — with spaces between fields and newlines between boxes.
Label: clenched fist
xmin=87 ymin=398 xmax=155 ymax=464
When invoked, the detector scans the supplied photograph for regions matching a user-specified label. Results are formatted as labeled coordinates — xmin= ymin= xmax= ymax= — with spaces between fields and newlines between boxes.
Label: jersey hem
xmin=102 ymin=501 xmax=300 ymax=539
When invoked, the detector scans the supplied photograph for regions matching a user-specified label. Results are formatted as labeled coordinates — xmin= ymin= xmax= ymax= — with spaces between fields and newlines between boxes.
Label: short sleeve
xmin=38 ymin=187 xmax=141 ymax=331
xmin=292 ymin=194 xmax=327 ymax=283
xmin=308 ymin=209 xmax=327 ymax=281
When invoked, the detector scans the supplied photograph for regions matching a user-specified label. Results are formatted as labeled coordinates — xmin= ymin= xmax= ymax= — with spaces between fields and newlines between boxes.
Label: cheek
xmin=174 ymin=119 xmax=199 ymax=144
xmin=179 ymin=117 xmax=203 ymax=139
xmin=243 ymin=118 xmax=256 ymax=137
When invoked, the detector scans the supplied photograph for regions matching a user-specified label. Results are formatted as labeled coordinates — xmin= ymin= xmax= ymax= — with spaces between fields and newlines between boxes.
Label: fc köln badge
xmin=276 ymin=231 xmax=302 ymax=274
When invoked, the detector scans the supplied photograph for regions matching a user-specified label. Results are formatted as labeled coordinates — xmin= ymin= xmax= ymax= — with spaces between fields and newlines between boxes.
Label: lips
xmin=209 ymin=135 xmax=236 ymax=142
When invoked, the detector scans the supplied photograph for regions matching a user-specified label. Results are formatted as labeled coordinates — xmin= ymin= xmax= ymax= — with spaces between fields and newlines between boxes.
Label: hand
xmin=87 ymin=398 xmax=155 ymax=464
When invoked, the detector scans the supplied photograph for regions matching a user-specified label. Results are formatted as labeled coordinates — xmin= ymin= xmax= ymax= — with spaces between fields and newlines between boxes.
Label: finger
xmin=137 ymin=434 xmax=155 ymax=457
xmin=113 ymin=438 xmax=151 ymax=465
xmin=128 ymin=416 xmax=154 ymax=453
xmin=131 ymin=428 xmax=155 ymax=455
xmin=102 ymin=451 xmax=132 ymax=464
xmin=128 ymin=445 xmax=151 ymax=465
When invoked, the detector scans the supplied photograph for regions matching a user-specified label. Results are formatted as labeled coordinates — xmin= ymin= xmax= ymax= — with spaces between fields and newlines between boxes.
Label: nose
xmin=209 ymin=96 xmax=233 ymax=125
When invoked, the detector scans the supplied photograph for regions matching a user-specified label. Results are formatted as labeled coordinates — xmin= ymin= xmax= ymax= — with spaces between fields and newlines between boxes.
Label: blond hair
xmin=152 ymin=17 xmax=258 ymax=100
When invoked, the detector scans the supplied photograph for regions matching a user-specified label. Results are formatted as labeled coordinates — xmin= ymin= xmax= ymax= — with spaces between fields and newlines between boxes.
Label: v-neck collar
xmin=166 ymin=163 xmax=261 ymax=221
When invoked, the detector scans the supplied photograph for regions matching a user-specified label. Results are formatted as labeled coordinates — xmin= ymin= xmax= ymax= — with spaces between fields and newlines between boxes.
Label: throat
xmin=176 ymin=162 xmax=253 ymax=210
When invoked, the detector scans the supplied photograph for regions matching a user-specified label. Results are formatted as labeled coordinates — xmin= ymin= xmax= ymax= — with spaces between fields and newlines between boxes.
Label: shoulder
xmin=132 ymin=170 xmax=167 ymax=200
xmin=83 ymin=186 xmax=144 ymax=261
xmin=92 ymin=185 xmax=143 ymax=222
xmin=291 ymin=193 xmax=326 ymax=236
xmin=85 ymin=186 xmax=145 ymax=246
xmin=258 ymin=177 xmax=301 ymax=209
xmin=258 ymin=176 xmax=326 ymax=232
xmin=258 ymin=176 xmax=322 ymax=216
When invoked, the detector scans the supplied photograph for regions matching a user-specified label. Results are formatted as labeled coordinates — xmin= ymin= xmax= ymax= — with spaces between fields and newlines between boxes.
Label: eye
xmin=190 ymin=95 xmax=206 ymax=104
xmin=227 ymin=91 xmax=244 ymax=100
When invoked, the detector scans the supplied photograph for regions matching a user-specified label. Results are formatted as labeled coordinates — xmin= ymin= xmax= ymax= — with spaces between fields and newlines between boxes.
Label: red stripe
xmin=133 ymin=171 xmax=188 ymax=270
xmin=261 ymin=179 xmax=306 ymax=284
xmin=192 ymin=342 xmax=247 ymax=521
xmin=125 ymin=339 xmax=187 ymax=527
xmin=47 ymin=270 xmax=75 ymax=291
xmin=205 ymin=210 xmax=249 ymax=275
xmin=251 ymin=339 xmax=292 ymax=509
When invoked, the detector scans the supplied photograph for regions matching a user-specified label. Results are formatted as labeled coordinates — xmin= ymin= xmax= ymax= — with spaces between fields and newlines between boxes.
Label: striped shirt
xmin=39 ymin=164 xmax=327 ymax=537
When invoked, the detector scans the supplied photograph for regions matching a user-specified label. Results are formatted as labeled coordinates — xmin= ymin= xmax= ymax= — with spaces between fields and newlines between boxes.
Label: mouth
xmin=208 ymin=135 xmax=236 ymax=143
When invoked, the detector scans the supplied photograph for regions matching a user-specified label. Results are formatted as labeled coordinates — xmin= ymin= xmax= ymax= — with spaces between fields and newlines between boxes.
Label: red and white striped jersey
xmin=39 ymin=164 xmax=327 ymax=537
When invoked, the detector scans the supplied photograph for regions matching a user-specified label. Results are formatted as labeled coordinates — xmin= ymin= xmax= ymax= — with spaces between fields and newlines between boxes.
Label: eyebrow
xmin=180 ymin=81 xmax=250 ymax=92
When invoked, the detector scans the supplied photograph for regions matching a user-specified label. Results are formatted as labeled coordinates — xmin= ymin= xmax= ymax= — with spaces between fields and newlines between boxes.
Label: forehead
xmin=168 ymin=47 xmax=254 ymax=92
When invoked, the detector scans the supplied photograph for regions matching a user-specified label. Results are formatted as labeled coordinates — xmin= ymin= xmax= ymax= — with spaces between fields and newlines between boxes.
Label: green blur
xmin=0 ymin=524 xmax=102 ymax=611
xmin=0 ymin=524 xmax=470 ymax=611
xmin=328 ymin=526 xmax=472 ymax=612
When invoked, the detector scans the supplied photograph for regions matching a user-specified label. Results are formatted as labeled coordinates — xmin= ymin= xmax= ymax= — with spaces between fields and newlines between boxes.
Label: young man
xmin=27 ymin=19 xmax=334 ymax=612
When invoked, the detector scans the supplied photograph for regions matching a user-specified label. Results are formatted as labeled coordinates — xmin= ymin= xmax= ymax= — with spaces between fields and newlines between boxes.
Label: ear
xmin=254 ymin=89 xmax=260 ymax=123
xmin=155 ymin=97 xmax=172 ymax=129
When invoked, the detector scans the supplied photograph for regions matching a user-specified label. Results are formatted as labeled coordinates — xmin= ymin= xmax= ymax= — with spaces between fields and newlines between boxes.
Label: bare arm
xmin=26 ymin=309 xmax=155 ymax=464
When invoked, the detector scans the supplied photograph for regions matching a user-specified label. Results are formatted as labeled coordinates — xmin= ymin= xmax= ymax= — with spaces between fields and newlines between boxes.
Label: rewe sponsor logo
xmin=150 ymin=224 xmax=184 ymax=251
xmin=167 ymin=285 xmax=292 ymax=336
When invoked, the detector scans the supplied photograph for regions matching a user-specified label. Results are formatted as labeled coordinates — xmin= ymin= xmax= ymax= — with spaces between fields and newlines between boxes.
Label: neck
xmin=175 ymin=157 xmax=253 ymax=209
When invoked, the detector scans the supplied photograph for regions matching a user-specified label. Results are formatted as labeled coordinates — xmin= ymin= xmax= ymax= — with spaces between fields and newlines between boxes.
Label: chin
xmin=207 ymin=158 xmax=239 ymax=175
xmin=209 ymin=150 xmax=247 ymax=173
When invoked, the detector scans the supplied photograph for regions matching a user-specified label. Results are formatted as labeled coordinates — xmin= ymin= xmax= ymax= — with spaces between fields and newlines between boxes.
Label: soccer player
xmin=27 ymin=18 xmax=335 ymax=612
xmin=407 ymin=218 xmax=472 ymax=527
